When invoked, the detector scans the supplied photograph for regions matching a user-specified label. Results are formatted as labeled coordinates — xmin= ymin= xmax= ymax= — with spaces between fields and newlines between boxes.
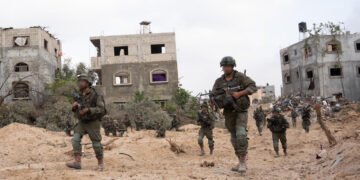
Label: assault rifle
xmin=201 ymin=85 xmax=244 ymax=111
xmin=73 ymin=93 xmax=87 ymax=110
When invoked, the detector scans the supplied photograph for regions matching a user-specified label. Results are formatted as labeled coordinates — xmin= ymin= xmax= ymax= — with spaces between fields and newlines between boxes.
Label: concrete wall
xmin=99 ymin=60 xmax=178 ymax=103
xmin=0 ymin=27 xmax=61 ymax=105
xmin=280 ymin=33 xmax=360 ymax=101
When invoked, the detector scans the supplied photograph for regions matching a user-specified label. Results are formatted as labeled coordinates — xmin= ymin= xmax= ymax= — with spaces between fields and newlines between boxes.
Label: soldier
xmin=102 ymin=115 xmax=111 ymax=136
xmin=259 ymin=106 xmax=267 ymax=127
xmin=253 ymin=107 xmax=264 ymax=136
xmin=110 ymin=119 xmax=119 ymax=137
xmin=117 ymin=120 xmax=127 ymax=137
xmin=211 ymin=56 xmax=257 ymax=173
xmin=135 ymin=114 xmax=144 ymax=131
xmin=156 ymin=120 xmax=166 ymax=138
xmin=123 ymin=114 xmax=133 ymax=132
xmin=169 ymin=113 xmax=181 ymax=131
xmin=267 ymin=108 xmax=289 ymax=157
xmin=302 ymin=104 xmax=312 ymax=133
xmin=290 ymin=108 xmax=298 ymax=128
xmin=66 ymin=74 xmax=106 ymax=170
xmin=197 ymin=103 xmax=215 ymax=156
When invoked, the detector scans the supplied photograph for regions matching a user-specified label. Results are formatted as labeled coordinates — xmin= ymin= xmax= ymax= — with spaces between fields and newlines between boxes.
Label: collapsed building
xmin=250 ymin=83 xmax=276 ymax=104
xmin=90 ymin=22 xmax=179 ymax=105
xmin=0 ymin=27 xmax=62 ymax=105
xmin=280 ymin=23 xmax=360 ymax=101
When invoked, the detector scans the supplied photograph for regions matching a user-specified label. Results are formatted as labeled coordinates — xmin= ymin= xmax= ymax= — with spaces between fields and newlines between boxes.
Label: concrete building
xmin=250 ymin=83 xmax=276 ymax=104
xmin=90 ymin=23 xmax=179 ymax=105
xmin=0 ymin=27 xmax=62 ymax=105
xmin=280 ymin=32 xmax=360 ymax=101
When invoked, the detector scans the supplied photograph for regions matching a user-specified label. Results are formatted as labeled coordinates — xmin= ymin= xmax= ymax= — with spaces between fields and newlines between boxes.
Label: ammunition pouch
xmin=235 ymin=95 xmax=250 ymax=111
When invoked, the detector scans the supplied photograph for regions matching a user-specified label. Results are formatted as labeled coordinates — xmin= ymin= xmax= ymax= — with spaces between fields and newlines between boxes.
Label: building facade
xmin=250 ymin=84 xmax=276 ymax=104
xmin=280 ymin=33 xmax=360 ymax=101
xmin=90 ymin=31 xmax=179 ymax=104
xmin=0 ymin=27 xmax=61 ymax=105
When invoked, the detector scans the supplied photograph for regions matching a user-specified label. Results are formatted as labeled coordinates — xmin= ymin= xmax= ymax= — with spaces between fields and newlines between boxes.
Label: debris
xmin=200 ymin=161 xmax=215 ymax=167
xmin=119 ymin=152 xmax=135 ymax=161
xmin=330 ymin=156 xmax=344 ymax=168
xmin=166 ymin=139 xmax=185 ymax=154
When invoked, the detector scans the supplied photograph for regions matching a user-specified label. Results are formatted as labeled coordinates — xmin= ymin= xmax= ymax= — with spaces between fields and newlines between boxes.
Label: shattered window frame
xmin=306 ymin=69 xmax=314 ymax=80
xmin=13 ymin=36 xmax=30 ymax=47
xmin=284 ymin=72 xmax=291 ymax=84
xmin=283 ymin=53 xmax=289 ymax=64
xmin=151 ymin=44 xmax=166 ymax=54
xmin=329 ymin=66 xmax=343 ymax=77
xmin=44 ymin=39 xmax=48 ymax=51
xmin=114 ymin=46 xmax=129 ymax=56
xmin=14 ymin=62 xmax=29 ymax=72
xmin=12 ymin=82 xmax=30 ymax=99
xmin=113 ymin=72 xmax=131 ymax=86
xmin=327 ymin=40 xmax=341 ymax=54
xmin=354 ymin=40 xmax=360 ymax=53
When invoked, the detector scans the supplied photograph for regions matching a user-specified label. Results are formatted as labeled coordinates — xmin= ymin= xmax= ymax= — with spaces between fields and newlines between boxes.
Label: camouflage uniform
xmin=102 ymin=116 xmax=111 ymax=136
xmin=212 ymin=70 xmax=257 ymax=158
xmin=302 ymin=107 xmax=311 ymax=133
xmin=123 ymin=114 xmax=132 ymax=131
xmin=170 ymin=113 xmax=180 ymax=131
xmin=267 ymin=114 xmax=289 ymax=155
xmin=156 ymin=121 xmax=166 ymax=138
xmin=71 ymin=87 xmax=106 ymax=159
xmin=117 ymin=120 xmax=127 ymax=137
xmin=290 ymin=110 xmax=298 ymax=128
xmin=65 ymin=120 xmax=73 ymax=136
xmin=197 ymin=110 xmax=215 ymax=152
xmin=253 ymin=108 xmax=264 ymax=135
xmin=135 ymin=115 xmax=144 ymax=131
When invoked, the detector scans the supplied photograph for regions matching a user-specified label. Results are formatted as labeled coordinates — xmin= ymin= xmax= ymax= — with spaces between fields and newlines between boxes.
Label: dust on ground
xmin=0 ymin=104 xmax=359 ymax=180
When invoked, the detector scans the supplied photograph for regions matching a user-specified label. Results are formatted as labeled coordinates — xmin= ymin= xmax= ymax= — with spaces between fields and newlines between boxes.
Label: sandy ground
xmin=0 ymin=104 xmax=359 ymax=180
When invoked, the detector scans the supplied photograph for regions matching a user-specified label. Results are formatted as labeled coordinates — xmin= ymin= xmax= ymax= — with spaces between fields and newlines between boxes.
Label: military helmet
xmin=220 ymin=56 xmax=236 ymax=67
xmin=77 ymin=74 xmax=92 ymax=85
xmin=272 ymin=108 xmax=281 ymax=113
xmin=200 ymin=102 xmax=208 ymax=108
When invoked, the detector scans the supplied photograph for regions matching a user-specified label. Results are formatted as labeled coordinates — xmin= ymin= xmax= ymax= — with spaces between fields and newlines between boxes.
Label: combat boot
xmin=66 ymin=154 xmax=81 ymax=169
xmin=283 ymin=149 xmax=288 ymax=156
xmin=231 ymin=155 xmax=247 ymax=173
xmin=97 ymin=156 xmax=104 ymax=171
xmin=198 ymin=147 xmax=205 ymax=156
xmin=274 ymin=151 xmax=280 ymax=158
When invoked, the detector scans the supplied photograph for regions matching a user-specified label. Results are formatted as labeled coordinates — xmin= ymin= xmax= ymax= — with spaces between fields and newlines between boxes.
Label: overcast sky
xmin=1 ymin=0 xmax=359 ymax=96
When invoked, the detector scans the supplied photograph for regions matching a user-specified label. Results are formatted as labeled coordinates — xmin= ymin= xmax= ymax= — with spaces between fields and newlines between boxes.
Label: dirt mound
xmin=0 ymin=104 xmax=359 ymax=179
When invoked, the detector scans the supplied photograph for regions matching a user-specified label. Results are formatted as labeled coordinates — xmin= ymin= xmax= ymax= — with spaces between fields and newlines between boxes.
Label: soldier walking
xmin=66 ymin=74 xmax=106 ymax=170
xmin=290 ymin=109 xmax=298 ymax=128
xmin=253 ymin=107 xmax=264 ymax=136
xmin=135 ymin=114 xmax=144 ymax=131
xmin=197 ymin=103 xmax=215 ymax=156
xmin=302 ymin=104 xmax=312 ymax=133
xmin=211 ymin=56 xmax=257 ymax=173
xmin=123 ymin=114 xmax=133 ymax=132
xmin=267 ymin=108 xmax=289 ymax=157
xmin=117 ymin=120 xmax=127 ymax=137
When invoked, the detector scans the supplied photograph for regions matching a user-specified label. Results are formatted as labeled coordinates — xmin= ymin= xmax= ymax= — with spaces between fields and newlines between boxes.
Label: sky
xmin=1 ymin=0 xmax=360 ymax=96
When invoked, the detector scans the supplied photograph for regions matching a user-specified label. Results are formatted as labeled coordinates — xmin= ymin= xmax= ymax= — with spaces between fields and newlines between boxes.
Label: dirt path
xmin=0 ymin=105 xmax=359 ymax=180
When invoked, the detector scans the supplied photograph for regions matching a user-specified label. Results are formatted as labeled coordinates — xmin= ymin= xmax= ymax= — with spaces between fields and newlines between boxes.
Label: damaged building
xmin=280 ymin=23 xmax=360 ymax=101
xmin=0 ymin=27 xmax=62 ymax=105
xmin=90 ymin=22 xmax=179 ymax=105
xmin=250 ymin=83 xmax=276 ymax=104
